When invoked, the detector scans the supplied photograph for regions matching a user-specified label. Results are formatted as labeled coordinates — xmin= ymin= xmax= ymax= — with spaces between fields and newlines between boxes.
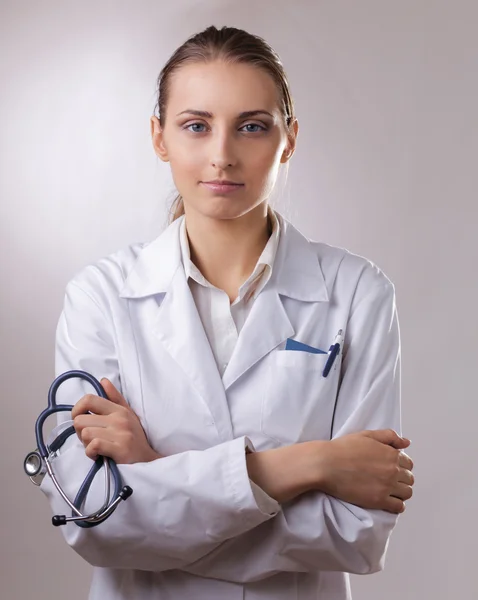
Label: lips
xmin=201 ymin=181 xmax=244 ymax=194
xmin=204 ymin=180 xmax=242 ymax=185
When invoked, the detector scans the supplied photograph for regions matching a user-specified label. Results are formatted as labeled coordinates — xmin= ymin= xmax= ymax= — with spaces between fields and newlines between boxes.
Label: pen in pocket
xmin=322 ymin=329 xmax=344 ymax=377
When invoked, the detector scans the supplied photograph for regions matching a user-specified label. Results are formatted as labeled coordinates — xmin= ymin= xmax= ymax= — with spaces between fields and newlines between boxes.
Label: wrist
xmin=246 ymin=441 xmax=327 ymax=503
xmin=303 ymin=440 xmax=330 ymax=492
xmin=247 ymin=448 xmax=302 ymax=503
xmin=143 ymin=447 xmax=162 ymax=463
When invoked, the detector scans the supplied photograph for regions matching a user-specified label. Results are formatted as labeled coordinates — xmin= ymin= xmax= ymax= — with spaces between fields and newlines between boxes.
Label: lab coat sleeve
xmin=40 ymin=280 xmax=279 ymax=571
xmin=178 ymin=280 xmax=403 ymax=582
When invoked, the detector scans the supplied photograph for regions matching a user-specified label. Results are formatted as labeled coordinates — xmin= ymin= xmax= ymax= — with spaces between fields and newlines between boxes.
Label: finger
xmin=391 ymin=482 xmax=414 ymax=501
xmin=383 ymin=495 xmax=406 ymax=514
xmin=73 ymin=413 xmax=110 ymax=430
xmin=84 ymin=437 xmax=121 ymax=462
xmin=397 ymin=468 xmax=415 ymax=486
xmin=389 ymin=439 xmax=409 ymax=450
xmin=73 ymin=414 xmax=109 ymax=440
xmin=71 ymin=394 xmax=122 ymax=419
xmin=362 ymin=429 xmax=410 ymax=449
xmin=79 ymin=426 xmax=117 ymax=448
xmin=398 ymin=451 xmax=414 ymax=470
xmin=100 ymin=378 xmax=129 ymax=408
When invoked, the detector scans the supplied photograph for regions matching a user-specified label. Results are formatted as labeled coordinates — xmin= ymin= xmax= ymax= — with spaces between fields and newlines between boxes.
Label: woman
xmin=41 ymin=25 xmax=414 ymax=600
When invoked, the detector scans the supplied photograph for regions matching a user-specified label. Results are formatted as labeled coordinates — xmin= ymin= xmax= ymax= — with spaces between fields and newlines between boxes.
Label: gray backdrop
xmin=1 ymin=1 xmax=477 ymax=598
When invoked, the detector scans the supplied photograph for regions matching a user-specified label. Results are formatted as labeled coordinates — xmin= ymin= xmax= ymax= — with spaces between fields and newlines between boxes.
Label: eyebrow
xmin=176 ymin=109 xmax=274 ymax=119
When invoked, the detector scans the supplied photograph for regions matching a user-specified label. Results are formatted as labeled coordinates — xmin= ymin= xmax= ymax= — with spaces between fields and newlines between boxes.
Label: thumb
xmin=100 ymin=378 xmax=129 ymax=408
xmin=362 ymin=429 xmax=410 ymax=449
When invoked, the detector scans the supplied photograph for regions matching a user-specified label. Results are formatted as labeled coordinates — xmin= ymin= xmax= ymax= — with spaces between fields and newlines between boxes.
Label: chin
xmin=189 ymin=197 xmax=257 ymax=221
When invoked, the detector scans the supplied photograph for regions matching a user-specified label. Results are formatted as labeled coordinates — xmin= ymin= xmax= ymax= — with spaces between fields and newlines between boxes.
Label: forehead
xmin=167 ymin=60 xmax=281 ymax=116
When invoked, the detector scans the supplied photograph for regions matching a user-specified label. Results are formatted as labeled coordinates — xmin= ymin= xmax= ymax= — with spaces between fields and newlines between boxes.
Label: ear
xmin=150 ymin=116 xmax=169 ymax=162
xmin=280 ymin=117 xmax=299 ymax=164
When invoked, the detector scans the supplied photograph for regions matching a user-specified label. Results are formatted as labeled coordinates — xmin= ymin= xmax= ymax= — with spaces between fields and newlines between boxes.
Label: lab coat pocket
xmin=261 ymin=350 xmax=337 ymax=445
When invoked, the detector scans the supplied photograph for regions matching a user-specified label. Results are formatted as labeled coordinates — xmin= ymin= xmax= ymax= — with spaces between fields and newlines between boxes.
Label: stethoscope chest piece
xmin=24 ymin=450 xmax=46 ymax=486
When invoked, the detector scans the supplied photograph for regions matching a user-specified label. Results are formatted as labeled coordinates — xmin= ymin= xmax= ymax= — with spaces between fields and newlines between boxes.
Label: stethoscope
xmin=24 ymin=370 xmax=132 ymax=528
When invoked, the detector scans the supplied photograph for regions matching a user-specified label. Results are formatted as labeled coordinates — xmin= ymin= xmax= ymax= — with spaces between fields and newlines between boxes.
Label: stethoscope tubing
xmin=36 ymin=370 xmax=108 ymax=458
xmin=30 ymin=370 xmax=132 ymax=527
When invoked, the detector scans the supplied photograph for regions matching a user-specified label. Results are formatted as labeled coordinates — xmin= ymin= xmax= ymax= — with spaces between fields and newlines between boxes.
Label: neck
xmin=184 ymin=202 xmax=272 ymax=293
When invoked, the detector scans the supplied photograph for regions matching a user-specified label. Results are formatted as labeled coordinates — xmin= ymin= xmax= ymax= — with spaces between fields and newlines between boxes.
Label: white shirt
xmin=179 ymin=208 xmax=280 ymax=378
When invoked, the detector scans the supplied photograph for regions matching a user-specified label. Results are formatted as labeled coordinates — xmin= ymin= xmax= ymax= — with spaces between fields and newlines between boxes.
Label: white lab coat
xmin=41 ymin=211 xmax=402 ymax=600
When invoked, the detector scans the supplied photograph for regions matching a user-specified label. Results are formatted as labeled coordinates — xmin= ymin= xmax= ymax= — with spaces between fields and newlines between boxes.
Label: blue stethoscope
xmin=24 ymin=370 xmax=132 ymax=528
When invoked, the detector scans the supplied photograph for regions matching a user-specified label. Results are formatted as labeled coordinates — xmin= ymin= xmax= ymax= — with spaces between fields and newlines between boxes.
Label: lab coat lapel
xmin=119 ymin=217 xmax=234 ymax=441
xmin=152 ymin=267 xmax=234 ymax=441
xmin=222 ymin=214 xmax=330 ymax=391
xmin=222 ymin=288 xmax=294 ymax=390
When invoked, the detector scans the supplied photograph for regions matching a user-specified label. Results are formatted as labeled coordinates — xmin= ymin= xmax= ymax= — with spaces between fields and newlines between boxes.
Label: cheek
xmin=169 ymin=148 xmax=203 ymax=187
xmin=250 ymin=148 xmax=282 ymax=189
xmin=249 ymin=140 xmax=282 ymax=172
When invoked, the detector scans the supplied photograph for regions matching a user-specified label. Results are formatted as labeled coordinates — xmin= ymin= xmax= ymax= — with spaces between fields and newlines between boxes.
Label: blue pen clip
xmin=322 ymin=329 xmax=344 ymax=377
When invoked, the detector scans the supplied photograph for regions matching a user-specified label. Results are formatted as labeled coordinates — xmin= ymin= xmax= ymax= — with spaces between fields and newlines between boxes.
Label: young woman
xmin=41 ymin=25 xmax=414 ymax=600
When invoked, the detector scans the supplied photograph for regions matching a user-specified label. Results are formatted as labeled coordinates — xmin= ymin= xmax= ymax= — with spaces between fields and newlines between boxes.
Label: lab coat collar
xmin=119 ymin=218 xmax=183 ymax=299
xmin=119 ymin=211 xmax=329 ymax=303
xmin=269 ymin=211 xmax=329 ymax=302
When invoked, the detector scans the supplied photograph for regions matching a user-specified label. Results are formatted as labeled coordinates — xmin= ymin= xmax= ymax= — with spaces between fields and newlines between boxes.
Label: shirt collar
xmin=179 ymin=219 xmax=206 ymax=286
xmin=179 ymin=207 xmax=281 ymax=303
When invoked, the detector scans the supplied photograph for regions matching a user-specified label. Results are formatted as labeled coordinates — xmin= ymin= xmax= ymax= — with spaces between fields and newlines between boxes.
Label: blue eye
xmin=184 ymin=122 xmax=267 ymax=134
xmin=240 ymin=123 xmax=266 ymax=133
xmin=186 ymin=123 xmax=207 ymax=133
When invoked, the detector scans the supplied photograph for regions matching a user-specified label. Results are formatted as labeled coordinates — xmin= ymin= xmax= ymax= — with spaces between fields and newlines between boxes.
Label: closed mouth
xmin=202 ymin=181 xmax=244 ymax=185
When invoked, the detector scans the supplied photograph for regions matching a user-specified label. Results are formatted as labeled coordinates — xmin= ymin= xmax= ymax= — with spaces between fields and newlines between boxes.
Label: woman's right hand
xmin=310 ymin=429 xmax=414 ymax=514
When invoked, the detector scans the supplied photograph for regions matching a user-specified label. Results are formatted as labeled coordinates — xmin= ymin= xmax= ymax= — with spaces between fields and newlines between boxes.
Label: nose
xmin=212 ymin=159 xmax=233 ymax=169
xmin=210 ymin=128 xmax=236 ymax=169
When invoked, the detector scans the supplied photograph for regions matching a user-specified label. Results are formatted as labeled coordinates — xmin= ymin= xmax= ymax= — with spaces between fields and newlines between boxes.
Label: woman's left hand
xmin=72 ymin=378 xmax=161 ymax=464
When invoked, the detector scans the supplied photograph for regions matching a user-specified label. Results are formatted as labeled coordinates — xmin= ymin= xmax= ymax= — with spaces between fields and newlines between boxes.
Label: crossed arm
xmin=41 ymin=279 xmax=414 ymax=581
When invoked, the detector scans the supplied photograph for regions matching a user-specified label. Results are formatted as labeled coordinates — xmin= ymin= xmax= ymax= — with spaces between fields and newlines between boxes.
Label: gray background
xmin=1 ymin=1 xmax=477 ymax=598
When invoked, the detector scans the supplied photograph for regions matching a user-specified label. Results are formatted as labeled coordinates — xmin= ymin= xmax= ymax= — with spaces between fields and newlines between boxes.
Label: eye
xmin=185 ymin=122 xmax=207 ymax=133
xmin=240 ymin=123 xmax=267 ymax=133
xmin=183 ymin=121 xmax=268 ymax=134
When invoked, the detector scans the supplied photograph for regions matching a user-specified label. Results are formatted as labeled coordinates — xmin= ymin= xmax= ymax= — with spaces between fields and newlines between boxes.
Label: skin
xmin=73 ymin=59 xmax=414 ymax=513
